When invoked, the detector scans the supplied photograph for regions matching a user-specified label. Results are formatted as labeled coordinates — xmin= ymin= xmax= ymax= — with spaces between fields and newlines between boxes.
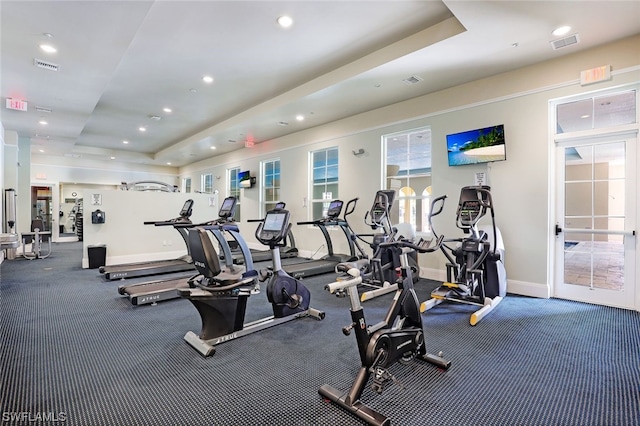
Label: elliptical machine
xmin=319 ymin=237 xmax=450 ymax=426
xmin=179 ymin=206 xmax=324 ymax=357
xmin=420 ymin=185 xmax=507 ymax=326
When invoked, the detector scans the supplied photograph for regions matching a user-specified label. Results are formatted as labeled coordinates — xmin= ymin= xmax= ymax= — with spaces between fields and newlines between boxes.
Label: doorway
xmin=554 ymin=134 xmax=637 ymax=309
xmin=30 ymin=185 xmax=53 ymax=234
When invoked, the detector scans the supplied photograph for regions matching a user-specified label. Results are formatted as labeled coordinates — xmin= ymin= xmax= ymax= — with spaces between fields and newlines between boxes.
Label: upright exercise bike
xmin=420 ymin=185 xmax=507 ymax=325
xmin=319 ymin=237 xmax=450 ymax=426
xmin=256 ymin=206 xmax=325 ymax=320
xmin=179 ymin=206 xmax=324 ymax=357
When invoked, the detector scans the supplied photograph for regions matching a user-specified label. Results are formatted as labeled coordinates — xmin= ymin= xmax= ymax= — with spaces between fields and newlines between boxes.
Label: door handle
xmin=555 ymin=224 xmax=563 ymax=236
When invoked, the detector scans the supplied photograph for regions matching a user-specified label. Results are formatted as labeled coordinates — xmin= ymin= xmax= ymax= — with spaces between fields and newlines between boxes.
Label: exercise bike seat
xmin=335 ymin=258 xmax=369 ymax=274
xmin=188 ymin=227 xmax=255 ymax=288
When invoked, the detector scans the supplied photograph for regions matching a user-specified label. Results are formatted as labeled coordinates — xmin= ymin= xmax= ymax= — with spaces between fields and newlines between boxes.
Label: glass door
xmin=554 ymin=135 xmax=636 ymax=309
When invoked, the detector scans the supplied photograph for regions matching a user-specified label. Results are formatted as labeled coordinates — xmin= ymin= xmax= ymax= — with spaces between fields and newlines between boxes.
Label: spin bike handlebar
xmin=325 ymin=268 xmax=363 ymax=294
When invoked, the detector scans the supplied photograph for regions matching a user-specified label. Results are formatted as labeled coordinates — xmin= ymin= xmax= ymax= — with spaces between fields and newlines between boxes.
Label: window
xmin=384 ymin=126 xmax=432 ymax=232
xmin=310 ymin=147 xmax=338 ymax=220
xmin=201 ymin=174 xmax=212 ymax=193
xmin=556 ymin=89 xmax=636 ymax=133
xmin=228 ymin=167 xmax=241 ymax=221
xmin=262 ymin=159 xmax=281 ymax=214
xmin=182 ymin=177 xmax=192 ymax=193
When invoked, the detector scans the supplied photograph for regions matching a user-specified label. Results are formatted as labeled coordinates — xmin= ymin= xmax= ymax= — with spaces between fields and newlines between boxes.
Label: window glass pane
xmin=327 ymin=148 xmax=339 ymax=165
xmin=556 ymin=90 xmax=636 ymax=134
xmin=313 ymin=167 xmax=326 ymax=182
xmin=565 ymin=182 xmax=592 ymax=216
xmin=593 ymin=91 xmax=636 ymax=128
xmin=593 ymin=181 xmax=610 ymax=216
xmin=312 ymin=202 xmax=325 ymax=220
xmin=326 ymin=166 xmax=338 ymax=183
xmin=557 ymin=99 xmax=593 ymax=133
xmin=604 ymin=180 xmax=625 ymax=217
xmin=325 ymin=184 xmax=338 ymax=199
xmin=565 ymin=146 xmax=592 ymax=181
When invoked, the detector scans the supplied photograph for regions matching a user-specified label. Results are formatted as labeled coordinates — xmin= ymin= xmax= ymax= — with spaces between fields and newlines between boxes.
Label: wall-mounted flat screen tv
xmin=446 ymin=124 xmax=506 ymax=166
xmin=238 ymin=170 xmax=251 ymax=181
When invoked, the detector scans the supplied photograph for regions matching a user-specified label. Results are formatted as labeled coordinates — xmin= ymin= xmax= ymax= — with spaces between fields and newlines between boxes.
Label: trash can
xmin=87 ymin=244 xmax=107 ymax=269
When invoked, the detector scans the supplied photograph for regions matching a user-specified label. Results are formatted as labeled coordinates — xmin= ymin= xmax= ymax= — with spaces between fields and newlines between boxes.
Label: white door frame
xmin=548 ymin=83 xmax=639 ymax=311
xmin=552 ymin=131 xmax=637 ymax=309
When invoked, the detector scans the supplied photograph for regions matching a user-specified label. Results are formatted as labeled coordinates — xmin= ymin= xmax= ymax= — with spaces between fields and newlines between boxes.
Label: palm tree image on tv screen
xmin=447 ymin=124 xmax=506 ymax=166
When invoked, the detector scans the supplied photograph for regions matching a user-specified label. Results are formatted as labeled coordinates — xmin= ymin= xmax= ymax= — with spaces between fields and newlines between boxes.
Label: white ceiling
xmin=1 ymin=1 xmax=639 ymax=168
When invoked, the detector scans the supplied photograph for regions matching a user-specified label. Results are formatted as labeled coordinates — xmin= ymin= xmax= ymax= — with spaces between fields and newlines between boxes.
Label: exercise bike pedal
xmin=370 ymin=367 xmax=403 ymax=394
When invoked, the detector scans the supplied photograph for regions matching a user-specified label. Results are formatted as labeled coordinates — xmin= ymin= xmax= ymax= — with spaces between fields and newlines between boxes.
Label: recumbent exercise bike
xmin=179 ymin=206 xmax=324 ymax=357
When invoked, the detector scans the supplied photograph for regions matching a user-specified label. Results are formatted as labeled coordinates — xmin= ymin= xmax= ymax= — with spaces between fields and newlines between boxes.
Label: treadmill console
xmin=218 ymin=197 xmax=238 ymax=220
xmin=179 ymin=199 xmax=194 ymax=218
xmin=326 ymin=200 xmax=343 ymax=219
xmin=257 ymin=209 xmax=290 ymax=245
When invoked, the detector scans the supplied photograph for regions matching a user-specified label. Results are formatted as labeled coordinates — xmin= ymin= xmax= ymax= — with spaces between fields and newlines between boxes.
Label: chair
xmin=21 ymin=219 xmax=52 ymax=260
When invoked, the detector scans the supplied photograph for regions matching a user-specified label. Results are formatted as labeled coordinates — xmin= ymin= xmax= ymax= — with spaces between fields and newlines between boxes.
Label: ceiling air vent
xmin=551 ymin=34 xmax=580 ymax=50
xmin=34 ymin=58 xmax=59 ymax=71
xmin=402 ymin=75 xmax=423 ymax=85
xmin=35 ymin=106 xmax=53 ymax=113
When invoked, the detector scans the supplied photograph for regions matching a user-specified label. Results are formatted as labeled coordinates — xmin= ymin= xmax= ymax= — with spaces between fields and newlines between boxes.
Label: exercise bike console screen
xmin=259 ymin=211 xmax=290 ymax=242
xmin=264 ymin=212 xmax=287 ymax=233
xmin=218 ymin=197 xmax=237 ymax=219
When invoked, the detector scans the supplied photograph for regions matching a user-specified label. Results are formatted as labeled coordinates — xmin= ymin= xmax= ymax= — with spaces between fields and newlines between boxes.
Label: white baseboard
xmin=419 ymin=267 xmax=550 ymax=299
xmin=83 ymin=249 xmax=188 ymax=269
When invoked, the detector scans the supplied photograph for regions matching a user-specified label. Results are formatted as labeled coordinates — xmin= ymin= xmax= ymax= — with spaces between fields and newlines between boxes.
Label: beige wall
xmin=177 ymin=34 xmax=640 ymax=297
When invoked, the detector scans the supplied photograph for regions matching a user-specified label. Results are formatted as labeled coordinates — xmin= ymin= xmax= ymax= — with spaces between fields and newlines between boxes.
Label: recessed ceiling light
xmin=552 ymin=26 xmax=571 ymax=36
xmin=296 ymin=115 xmax=304 ymax=121
xmin=210 ymin=146 xmax=216 ymax=150
xmin=139 ymin=126 xmax=146 ymax=132
xmin=581 ymin=114 xmax=591 ymax=119
xmin=123 ymin=140 xmax=129 ymax=144
xmin=39 ymin=44 xmax=57 ymax=53
xmin=202 ymin=75 xmax=214 ymax=84
xmin=189 ymin=88 xmax=197 ymax=93
xmin=39 ymin=149 xmax=44 ymax=153
xmin=39 ymin=120 xmax=48 ymax=125
xmin=163 ymin=107 xmax=172 ymax=113
xmin=110 ymin=156 xmax=115 ymax=160
xmin=166 ymin=162 xmax=172 ymax=165
xmin=277 ymin=15 xmax=293 ymax=28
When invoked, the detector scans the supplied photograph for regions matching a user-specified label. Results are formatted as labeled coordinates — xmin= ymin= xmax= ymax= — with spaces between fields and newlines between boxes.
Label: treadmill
xmin=282 ymin=199 xmax=358 ymax=279
xmin=117 ymin=197 xmax=254 ymax=306
xmin=100 ymin=199 xmax=196 ymax=280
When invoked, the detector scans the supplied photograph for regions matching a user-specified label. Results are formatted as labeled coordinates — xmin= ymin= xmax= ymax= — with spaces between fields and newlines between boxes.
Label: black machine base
xmin=319 ymin=383 xmax=390 ymax=426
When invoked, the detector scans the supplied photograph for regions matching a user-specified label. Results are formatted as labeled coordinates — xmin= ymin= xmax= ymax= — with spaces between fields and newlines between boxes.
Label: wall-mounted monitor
xmin=238 ymin=170 xmax=251 ymax=181
xmin=446 ymin=124 xmax=506 ymax=166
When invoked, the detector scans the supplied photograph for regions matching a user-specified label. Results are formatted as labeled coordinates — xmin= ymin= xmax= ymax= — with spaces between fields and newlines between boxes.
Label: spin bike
xmin=319 ymin=237 xmax=450 ymax=426
xmin=179 ymin=206 xmax=324 ymax=357
xmin=420 ymin=185 xmax=507 ymax=326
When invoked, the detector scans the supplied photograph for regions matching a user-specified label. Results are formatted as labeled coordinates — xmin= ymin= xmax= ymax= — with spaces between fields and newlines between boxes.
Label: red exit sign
xmin=6 ymin=98 xmax=28 ymax=111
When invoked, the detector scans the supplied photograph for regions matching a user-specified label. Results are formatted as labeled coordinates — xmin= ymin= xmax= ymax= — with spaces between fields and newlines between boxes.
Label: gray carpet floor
xmin=1 ymin=242 xmax=639 ymax=425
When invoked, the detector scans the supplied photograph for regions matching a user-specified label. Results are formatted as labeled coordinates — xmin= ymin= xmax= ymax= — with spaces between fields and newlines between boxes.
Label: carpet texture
xmin=1 ymin=242 xmax=639 ymax=425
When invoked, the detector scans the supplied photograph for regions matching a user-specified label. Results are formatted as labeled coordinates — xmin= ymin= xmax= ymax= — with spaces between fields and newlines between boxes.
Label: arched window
xmin=384 ymin=126 xmax=432 ymax=232
xmin=398 ymin=186 xmax=416 ymax=226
